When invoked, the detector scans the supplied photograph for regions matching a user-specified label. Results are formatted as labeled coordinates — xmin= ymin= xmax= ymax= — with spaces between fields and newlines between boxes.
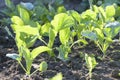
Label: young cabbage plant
xmin=8 ymin=22 xmax=50 ymax=75
xmin=9 ymin=16 xmax=51 ymax=76
xmin=85 ymin=54 xmax=98 ymax=79
xmin=6 ymin=50 xmax=48 ymax=76
xmin=82 ymin=30 xmax=111 ymax=59
xmin=67 ymin=10 xmax=88 ymax=47
xmin=51 ymin=13 xmax=74 ymax=61
xmin=82 ymin=21 xmax=120 ymax=58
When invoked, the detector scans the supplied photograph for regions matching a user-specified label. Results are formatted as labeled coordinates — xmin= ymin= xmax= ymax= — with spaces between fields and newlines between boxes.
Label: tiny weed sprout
xmin=85 ymin=54 xmax=98 ymax=79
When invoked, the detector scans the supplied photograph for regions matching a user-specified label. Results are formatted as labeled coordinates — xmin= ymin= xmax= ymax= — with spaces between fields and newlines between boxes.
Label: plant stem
xmin=38 ymin=37 xmax=47 ymax=45
xmin=30 ymin=69 xmax=39 ymax=76
xmin=88 ymin=0 xmax=93 ymax=10
xmin=18 ymin=61 xmax=27 ymax=73
xmin=70 ymin=39 xmax=82 ymax=48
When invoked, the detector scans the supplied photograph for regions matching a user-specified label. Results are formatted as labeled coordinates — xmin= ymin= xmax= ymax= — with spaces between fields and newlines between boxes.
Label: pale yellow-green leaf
xmin=41 ymin=23 xmax=51 ymax=36
xmin=59 ymin=27 xmax=70 ymax=44
xmin=13 ymin=25 xmax=39 ymax=35
xmin=47 ymin=28 xmax=57 ymax=48
xmin=39 ymin=61 xmax=48 ymax=72
xmin=51 ymin=13 xmax=74 ymax=31
xmin=11 ymin=16 xmax=24 ymax=25
xmin=106 ymin=5 xmax=115 ymax=18
xmin=31 ymin=46 xmax=51 ymax=59
xmin=18 ymin=5 xmax=30 ymax=23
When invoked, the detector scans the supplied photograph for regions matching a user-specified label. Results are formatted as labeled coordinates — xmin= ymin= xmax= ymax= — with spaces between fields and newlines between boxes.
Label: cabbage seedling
xmin=85 ymin=54 xmax=98 ymax=79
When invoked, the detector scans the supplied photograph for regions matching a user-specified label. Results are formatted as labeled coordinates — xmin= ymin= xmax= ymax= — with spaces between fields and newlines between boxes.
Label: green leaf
xmin=106 ymin=5 xmax=115 ymax=18
xmin=6 ymin=53 xmax=20 ymax=60
xmin=59 ymin=27 xmax=70 ymax=44
xmin=81 ymin=30 xmax=97 ymax=41
xmin=50 ymin=73 xmax=63 ymax=80
xmin=67 ymin=10 xmax=80 ymax=23
xmin=5 ymin=0 xmax=15 ymax=9
xmin=39 ymin=61 xmax=48 ymax=72
xmin=47 ymin=28 xmax=57 ymax=48
xmin=57 ymin=6 xmax=66 ymax=13
xmin=12 ymin=25 xmax=39 ymax=35
xmin=104 ymin=21 xmax=120 ymax=38
xmin=25 ymin=35 xmax=38 ymax=48
xmin=94 ymin=28 xmax=104 ymax=43
xmin=17 ymin=5 xmax=30 ymax=23
xmin=98 ymin=6 xmax=106 ymax=22
xmin=20 ymin=46 xmax=31 ymax=60
xmin=51 ymin=13 xmax=74 ymax=31
xmin=57 ymin=45 xmax=70 ymax=61
xmin=11 ymin=16 xmax=24 ymax=25
xmin=81 ymin=10 xmax=97 ymax=20
xmin=41 ymin=23 xmax=51 ymax=36
xmin=85 ymin=54 xmax=97 ymax=72
xmin=31 ymin=46 xmax=51 ymax=59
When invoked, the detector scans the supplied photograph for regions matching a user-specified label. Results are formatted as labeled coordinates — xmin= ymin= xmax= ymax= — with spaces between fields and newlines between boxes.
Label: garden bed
xmin=1 ymin=0 xmax=120 ymax=80
xmin=0 ymin=29 xmax=120 ymax=80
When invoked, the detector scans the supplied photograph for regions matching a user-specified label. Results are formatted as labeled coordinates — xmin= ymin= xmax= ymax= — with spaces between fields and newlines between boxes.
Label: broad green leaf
xmin=59 ymin=27 xmax=70 ymax=44
xmin=50 ymin=73 xmax=63 ymax=80
xmin=15 ymin=32 xmax=37 ymax=48
xmin=98 ymin=6 xmax=106 ymax=22
xmin=20 ymin=46 xmax=31 ymax=60
xmin=115 ymin=5 xmax=120 ymax=17
xmin=11 ymin=16 xmax=24 ymax=25
xmin=81 ymin=30 xmax=97 ymax=41
xmin=93 ymin=5 xmax=99 ymax=13
xmin=67 ymin=10 xmax=80 ymax=23
xmin=51 ymin=13 xmax=74 ymax=31
xmin=106 ymin=5 xmax=115 ymax=18
xmin=6 ymin=53 xmax=20 ymax=60
xmin=31 ymin=46 xmax=51 ymax=59
xmin=39 ymin=61 xmax=48 ymax=72
xmin=41 ymin=23 xmax=51 ymax=36
xmin=47 ymin=28 xmax=57 ymax=57
xmin=12 ymin=25 xmax=39 ymax=35
xmin=94 ymin=28 xmax=104 ymax=43
xmin=47 ymin=28 xmax=57 ymax=48
xmin=104 ymin=21 xmax=120 ymax=38
xmin=81 ymin=10 xmax=97 ymax=20
xmin=17 ymin=5 xmax=30 ymax=23
xmin=25 ymin=35 xmax=38 ymax=48
xmin=15 ymin=32 xmax=25 ymax=48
